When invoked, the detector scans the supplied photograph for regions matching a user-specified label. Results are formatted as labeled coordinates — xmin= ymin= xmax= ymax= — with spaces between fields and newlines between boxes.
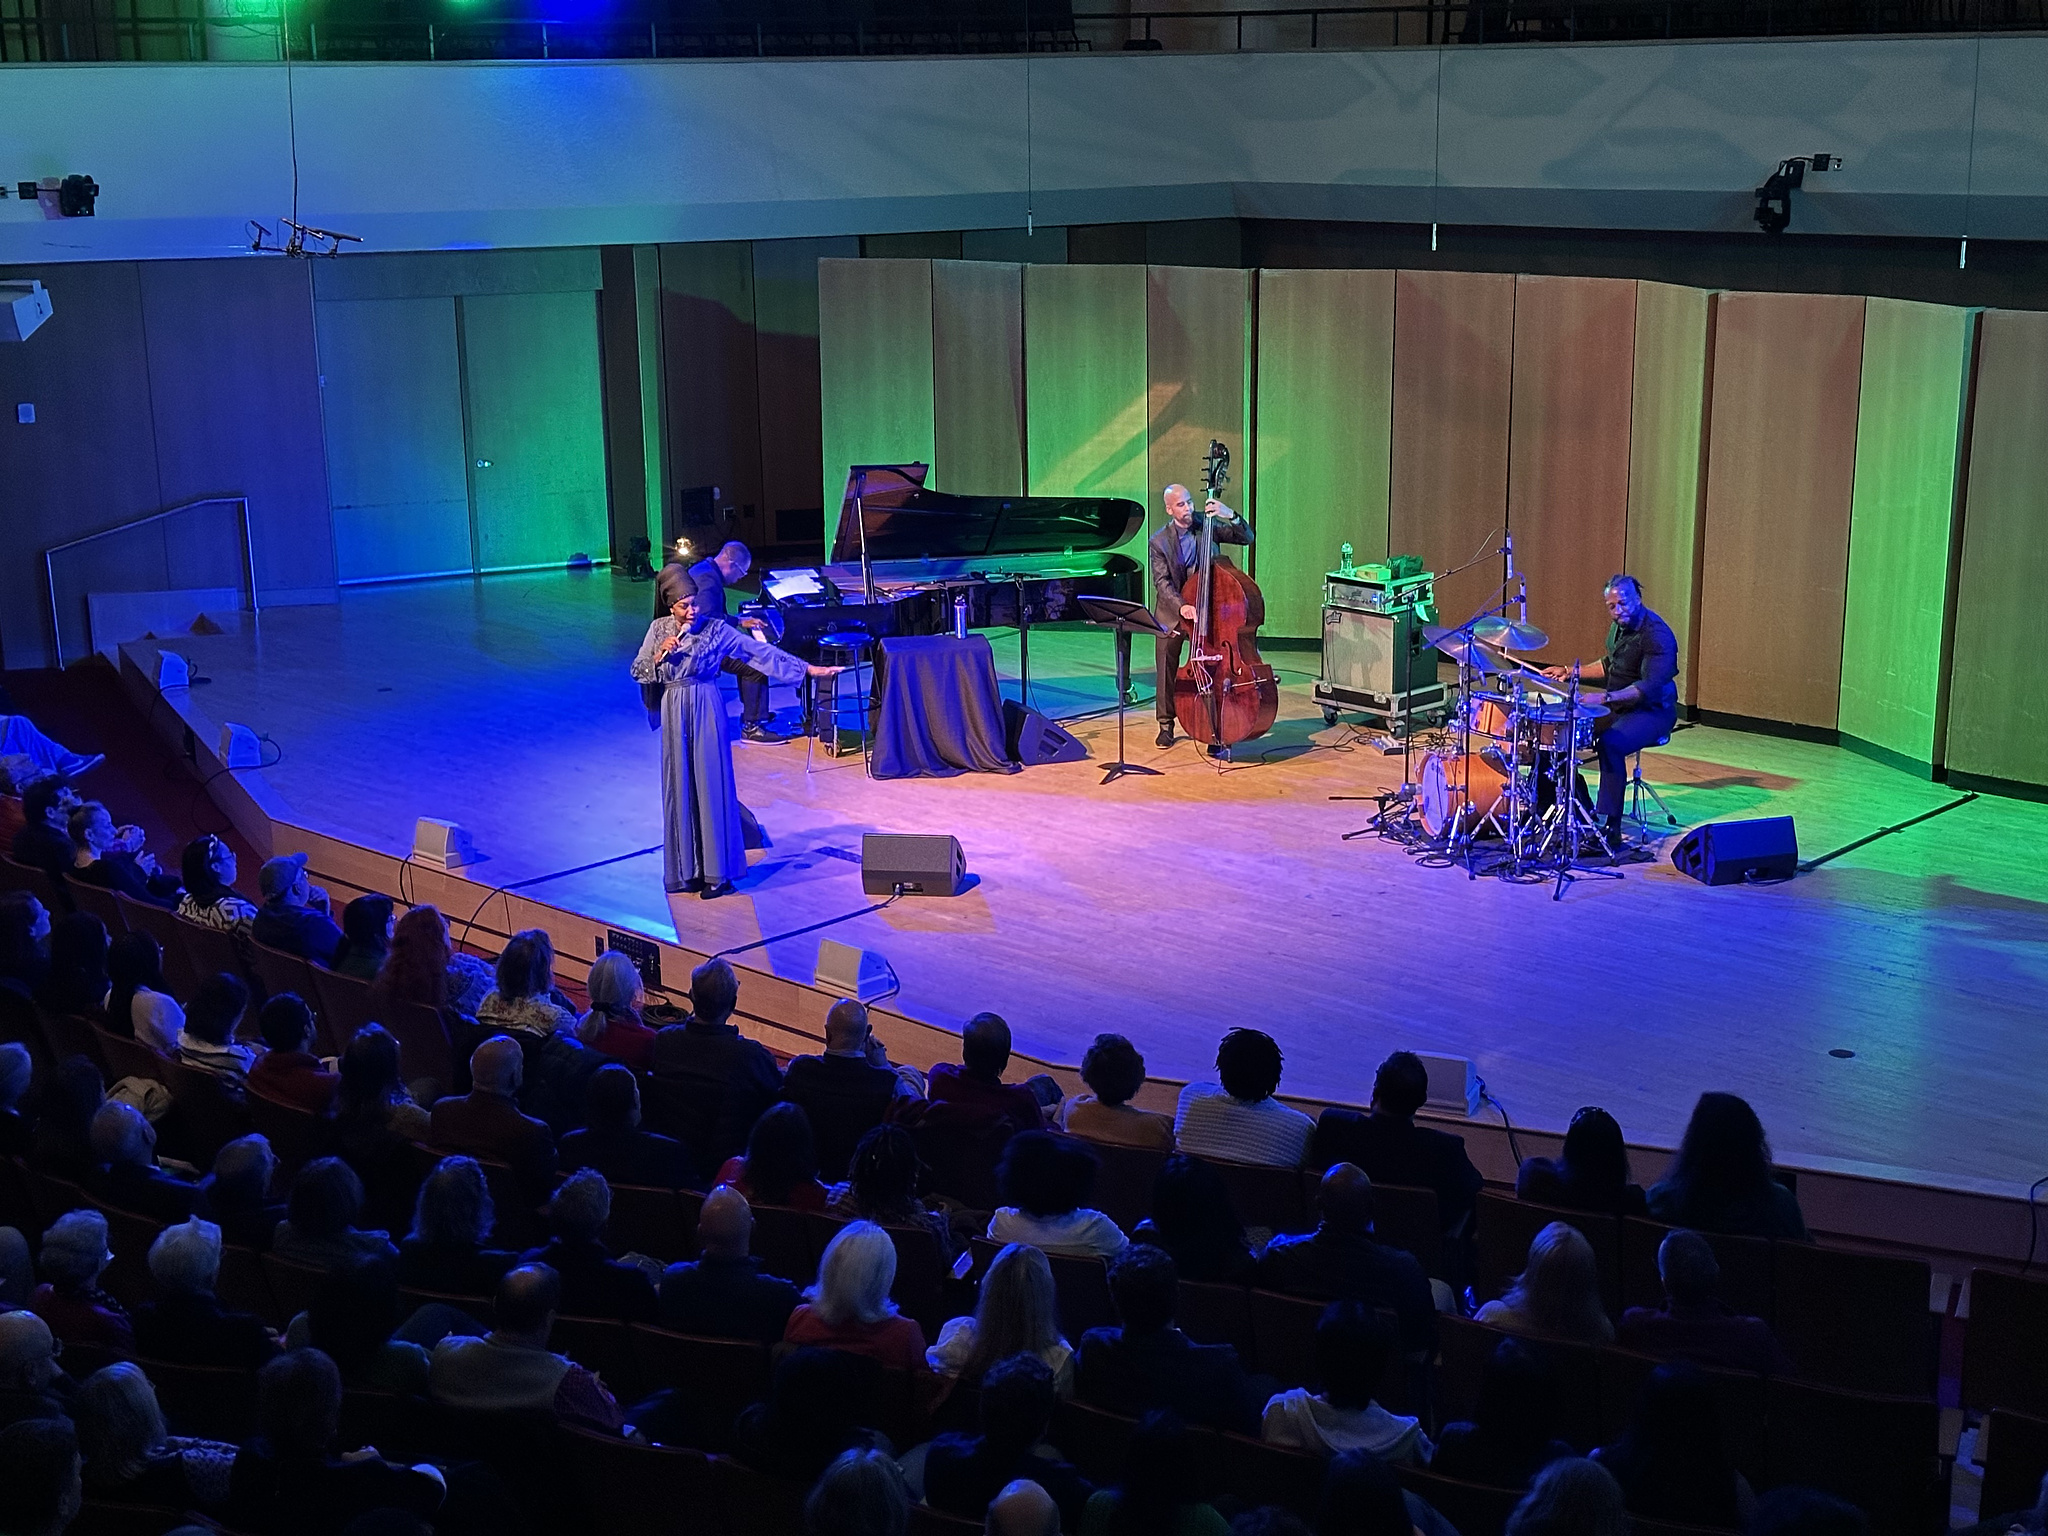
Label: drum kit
xmin=1363 ymin=611 xmax=1625 ymax=893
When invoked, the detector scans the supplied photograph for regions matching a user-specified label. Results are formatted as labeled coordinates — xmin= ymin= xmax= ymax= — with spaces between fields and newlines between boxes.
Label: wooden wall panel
xmin=1389 ymin=269 xmax=1516 ymax=631
xmin=659 ymin=242 xmax=765 ymax=548
xmin=1145 ymin=265 xmax=1251 ymax=532
xmin=1697 ymin=292 xmax=1866 ymax=728
xmin=1023 ymin=264 xmax=1149 ymax=510
xmin=757 ymin=238 xmax=856 ymax=539
xmin=1839 ymin=298 xmax=1975 ymax=771
xmin=1507 ymin=275 xmax=1636 ymax=668
xmin=1624 ymin=282 xmax=1714 ymax=706
xmin=816 ymin=257 xmax=937 ymax=539
xmin=1253 ymin=268 xmax=1396 ymax=639
xmin=932 ymin=260 xmax=1024 ymax=496
xmin=1947 ymin=309 xmax=2048 ymax=788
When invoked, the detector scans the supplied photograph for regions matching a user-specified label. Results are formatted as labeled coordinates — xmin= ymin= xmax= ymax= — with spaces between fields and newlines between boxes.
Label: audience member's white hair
xmin=546 ymin=1168 xmax=611 ymax=1238
xmin=89 ymin=1101 xmax=153 ymax=1169
xmin=584 ymin=951 xmax=643 ymax=1017
xmin=147 ymin=1217 xmax=223 ymax=1296
xmin=804 ymin=1447 xmax=908 ymax=1536
xmin=38 ymin=1209 xmax=112 ymax=1286
xmin=806 ymin=1220 xmax=898 ymax=1328
xmin=986 ymin=1480 xmax=1060 ymax=1536
xmin=1505 ymin=1456 xmax=1627 ymax=1536
xmin=74 ymin=1362 xmax=169 ymax=1483
xmin=0 ymin=1311 xmax=59 ymax=1388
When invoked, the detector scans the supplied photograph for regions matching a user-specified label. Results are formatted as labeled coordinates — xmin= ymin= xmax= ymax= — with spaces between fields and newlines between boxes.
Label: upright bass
xmin=1172 ymin=441 xmax=1279 ymax=759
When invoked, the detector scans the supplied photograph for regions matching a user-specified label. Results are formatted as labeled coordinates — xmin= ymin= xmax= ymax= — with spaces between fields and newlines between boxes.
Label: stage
xmin=136 ymin=570 xmax=2048 ymax=1217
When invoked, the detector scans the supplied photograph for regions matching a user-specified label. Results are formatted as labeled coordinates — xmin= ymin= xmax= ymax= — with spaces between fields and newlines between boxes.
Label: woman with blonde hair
xmin=926 ymin=1241 xmax=1074 ymax=1394
xmin=74 ymin=1361 xmax=237 ymax=1510
xmin=782 ymin=1220 xmax=927 ymax=1372
xmin=1476 ymin=1222 xmax=1615 ymax=1345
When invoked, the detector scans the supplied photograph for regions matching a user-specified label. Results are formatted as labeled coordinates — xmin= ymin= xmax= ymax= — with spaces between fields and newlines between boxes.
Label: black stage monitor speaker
xmin=862 ymin=833 xmax=967 ymax=897
xmin=1671 ymin=816 xmax=1798 ymax=885
xmin=1003 ymin=700 xmax=1087 ymax=765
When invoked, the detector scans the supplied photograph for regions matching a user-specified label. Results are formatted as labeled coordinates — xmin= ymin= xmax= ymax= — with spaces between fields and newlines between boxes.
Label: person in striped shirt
xmin=1171 ymin=1028 xmax=1313 ymax=1169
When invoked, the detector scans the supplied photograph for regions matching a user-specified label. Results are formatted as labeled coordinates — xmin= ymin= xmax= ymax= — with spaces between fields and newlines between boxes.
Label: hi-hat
xmin=1471 ymin=615 xmax=1550 ymax=652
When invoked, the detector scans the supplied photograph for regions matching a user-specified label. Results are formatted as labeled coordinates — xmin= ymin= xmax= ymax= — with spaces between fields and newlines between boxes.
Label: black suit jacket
xmin=560 ymin=1127 xmax=693 ymax=1190
xmin=133 ymin=1290 xmax=277 ymax=1370
xmin=1148 ymin=512 xmax=1253 ymax=627
xmin=658 ymin=1254 xmax=803 ymax=1344
xmin=1310 ymin=1108 xmax=1484 ymax=1236
xmin=781 ymin=1053 xmax=900 ymax=1181
xmin=648 ymin=1021 xmax=782 ymax=1174
xmin=1074 ymin=1325 xmax=1263 ymax=1436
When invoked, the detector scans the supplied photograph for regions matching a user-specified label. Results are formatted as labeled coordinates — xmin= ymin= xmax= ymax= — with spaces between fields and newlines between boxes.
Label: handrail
xmin=44 ymin=496 xmax=258 ymax=671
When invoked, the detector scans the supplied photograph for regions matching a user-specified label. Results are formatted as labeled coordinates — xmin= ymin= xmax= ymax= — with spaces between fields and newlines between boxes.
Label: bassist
xmin=1148 ymin=482 xmax=1252 ymax=751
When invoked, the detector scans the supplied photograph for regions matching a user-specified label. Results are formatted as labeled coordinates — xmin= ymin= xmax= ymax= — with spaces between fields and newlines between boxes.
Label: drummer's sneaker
xmin=741 ymin=722 xmax=787 ymax=744
xmin=1155 ymin=723 xmax=1175 ymax=748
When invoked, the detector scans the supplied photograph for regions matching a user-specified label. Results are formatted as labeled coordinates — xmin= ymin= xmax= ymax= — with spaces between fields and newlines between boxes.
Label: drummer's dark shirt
xmin=1603 ymin=608 xmax=1679 ymax=712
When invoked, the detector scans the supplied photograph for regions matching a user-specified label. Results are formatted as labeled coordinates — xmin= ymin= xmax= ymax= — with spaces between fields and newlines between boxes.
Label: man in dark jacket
xmin=1309 ymin=1052 xmax=1484 ymax=1239
xmin=648 ymin=958 xmax=780 ymax=1178
xmin=560 ymin=1064 xmax=692 ymax=1189
xmin=779 ymin=1000 xmax=914 ymax=1181
xmin=9 ymin=778 xmax=80 ymax=885
xmin=131 ymin=1217 xmax=278 ymax=1370
xmin=1255 ymin=1163 xmax=1437 ymax=1358
xmin=657 ymin=1185 xmax=801 ymax=1344
xmin=249 ymin=853 xmax=343 ymax=966
xmin=674 ymin=541 xmax=779 ymax=743
xmin=429 ymin=1036 xmax=558 ymax=1197
xmin=87 ymin=1102 xmax=200 ymax=1223
xmin=518 ymin=1169 xmax=657 ymax=1323
xmin=1074 ymin=1244 xmax=1264 ymax=1436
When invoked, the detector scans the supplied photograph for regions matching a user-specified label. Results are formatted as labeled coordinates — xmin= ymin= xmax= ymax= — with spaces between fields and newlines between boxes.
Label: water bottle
xmin=953 ymin=593 xmax=969 ymax=639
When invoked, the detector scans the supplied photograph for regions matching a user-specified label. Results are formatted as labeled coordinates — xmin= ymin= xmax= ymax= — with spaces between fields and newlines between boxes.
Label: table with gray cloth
xmin=869 ymin=634 xmax=1019 ymax=779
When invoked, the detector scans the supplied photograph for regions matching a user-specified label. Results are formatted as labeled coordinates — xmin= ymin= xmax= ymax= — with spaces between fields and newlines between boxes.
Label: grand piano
xmin=746 ymin=464 xmax=1147 ymax=692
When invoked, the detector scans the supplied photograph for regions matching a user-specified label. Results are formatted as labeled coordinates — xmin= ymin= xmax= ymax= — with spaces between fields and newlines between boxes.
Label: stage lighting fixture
xmin=1753 ymin=153 xmax=1840 ymax=235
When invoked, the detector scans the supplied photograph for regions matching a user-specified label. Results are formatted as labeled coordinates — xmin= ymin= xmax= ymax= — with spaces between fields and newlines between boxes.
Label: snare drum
xmin=1418 ymin=751 xmax=1509 ymax=838
xmin=1524 ymin=701 xmax=1597 ymax=753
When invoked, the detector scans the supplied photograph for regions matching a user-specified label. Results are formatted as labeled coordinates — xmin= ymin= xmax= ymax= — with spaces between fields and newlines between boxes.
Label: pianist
xmin=1149 ymin=484 xmax=1252 ymax=751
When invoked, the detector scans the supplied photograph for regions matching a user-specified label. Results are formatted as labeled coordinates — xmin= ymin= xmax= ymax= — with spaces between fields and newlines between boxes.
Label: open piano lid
xmin=833 ymin=463 xmax=1145 ymax=566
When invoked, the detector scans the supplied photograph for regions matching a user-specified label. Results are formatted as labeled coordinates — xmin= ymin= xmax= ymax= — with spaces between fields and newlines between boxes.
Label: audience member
xmin=1262 ymin=1302 xmax=1430 ymax=1464
xmin=0 ymin=890 xmax=51 ymax=998
xmin=926 ymin=1353 xmax=1094 ymax=1527
xmin=333 ymin=1025 xmax=433 ymax=1230
xmin=782 ymin=999 xmax=913 ymax=1179
xmin=784 ymin=1220 xmax=927 ymax=1371
xmin=649 ymin=956 xmax=782 ymax=1175
xmin=1074 ymin=1244 xmax=1263 ymax=1436
xmin=1476 ymin=1222 xmax=1614 ymax=1345
xmin=1173 ymin=1029 xmax=1313 ymax=1168
xmin=989 ymin=1131 xmax=1127 ymax=1258
xmin=1316 ymin=1449 xmax=1422 ymax=1536
xmin=0 ymin=1227 xmax=28 ymax=1311
xmin=808 ymin=1446 xmax=913 ymax=1536
xmin=229 ymin=1348 xmax=446 ymax=1535
xmin=928 ymin=1012 xmax=1052 ymax=1142
xmin=427 ymin=1264 xmax=624 ymax=1430
xmin=373 ymin=904 xmax=494 ymax=1021
xmin=1309 ymin=1054 xmax=1483 ymax=1238
xmin=1077 ymin=1410 xmax=1231 ymax=1536
xmin=132 ymin=1216 xmax=278 ymax=1368
xmin=575 ymin=949 xmax=658 ymax=1070
xmin=718 ymin=1101 xmax=830 ymax=1211
xmin=1747 ymin=1487 xmax=1870 ymax=1536
xmin=75 ymin=1360 xmax=237 ymax=1511
xmin=328 ymin=893 xmax=393 ymax=982
xmin=827 ymin=1123 xmax=957 ymax=1260
xmin=0 ymin=1312 xmax=71 ymax=1430
xmin=67 ymin=802 xmax=181 ymax=907
xmin=929 ymin=1242 xmax=1075 ymax=1393
xmin=559 ymin=1062 xmax=691 ymax=1189
xmin=475 ymin=928 xmax=577 ymax=1038
xmin=1504 ymin=1457 xmax=1627 ymax=1536
xmin=0 ymin=1416 xmax=83 ymax=1536
xmin=196 ymin=1135 xmax=288 ymax=1251
xmin=428 ymin=1035 xmax=557 ymax=1193
xmin=37 ymin=911 xmax=111 ymax=1019
xmin=0 ymin=713 xmax=99 ymax=789
xmin=1617 ymin=1228 xmax=1792 ymax=1375
xmin=519 ymin=1167 xmax=658 ymax=1321
xmin=88 ymin=1100 xmax=200 ymax=1222
xmin=1516 ymin=1108 xmax=1647 ymax=1216
xmin=30 ymin=1055 xmax=103 ymax=1180
xmin=1129 ymin=1154 xmax=1255 ymax=1284
xmin=398 ymin=1155 xmax=518 ymax=1296
xmin=658 ymin=1184 xmax=803 ymax=1343
xmin=176 ymin=973 xmax=256 ymax=1084
xmin=1590 ymin=1362 xmax=1752 ymax=1527
xmin=105 ymin=931 xmax=183 ymax=1053
xmin=30 ymin=1209 xmax=133 ymax=1350
xmin=246 ymin=993 xmax=340 ymax=1114
xmin=284 ymin=1257 xmax=438 ymax=1391
xmin=733 ymin=1345 xmax=890 ymax=1485
xmin=271 ymin=1158 xmax=399 ymax=1269
xmin=177 ymin=835 xmax=259 ymax=937
xmin=993 ymin=1480 xmax=1066 ymax=1536
xmin=0 ymin=1042 xmax=30 ymax=1157
xmin=11 ymin=777 xmax=82 ymax=884
xmin=1058 ymin=1033 xmax=1175 ymax=1152
xmin=1429 ymin=1336 xmax=1573 ymax=1490
xmin=250 ymin=853 xmax=344 ymax=967
xmin=1256 ymin=1164 xmax=1435 ymax=1357
xmin=1647 ymin=1094 xmax=1807 ymax=1241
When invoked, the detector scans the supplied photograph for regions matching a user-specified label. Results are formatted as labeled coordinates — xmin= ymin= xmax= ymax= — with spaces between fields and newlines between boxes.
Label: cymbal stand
xmin=1546 ymin=665 xmax=1623 ymax=900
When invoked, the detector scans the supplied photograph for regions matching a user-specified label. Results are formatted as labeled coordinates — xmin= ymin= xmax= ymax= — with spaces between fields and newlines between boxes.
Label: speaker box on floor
xmin=1003 ymin=700 xmax=1087 ymax=765
xmin=862 ymin=833 xmax=967 ymax=897
xmin=1670 ymin=816 xmax=1798 ymax=885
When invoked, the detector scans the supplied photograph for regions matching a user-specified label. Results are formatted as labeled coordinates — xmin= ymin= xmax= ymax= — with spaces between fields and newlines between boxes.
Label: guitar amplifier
xmin=1316 ymin=604 xmax=1447 ymax=722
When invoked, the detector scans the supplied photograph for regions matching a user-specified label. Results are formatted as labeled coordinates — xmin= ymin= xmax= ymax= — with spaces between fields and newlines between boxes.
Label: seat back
xmin=91 ymin=1202 xmax=163 ymax=1308
xmin=550 ymin=1314 xmax=640 ymax=1399
xmin=66 ymin=880 xmax=128 ymax=937
xmin=1218 ymin=1433 xmax=1326 ymax=1518
xmin=91 ymin=1025 xmax=167 ymax=1087
xmin=1088 ymin=1140 xmax=1168 ymax=1231
xmin=1393 ymin=1466 xmax=1523 ymax=1536
xmin=245 ymin=1086 xmax=336 ymax=1170
xmin=39 ymin=1009 xmax=107 ymax=1077
xmin=720 ymin=1451 xmax=809 ymax=1536
xmin=1770 ymin=1241 xmax=1932 ymax=1396
xmin=3 ymin=856 xmax=68 ymax=915
xmin=880 ymin=1219 xmax=949 ymax=1333
xmin=1439 ymin=1315 xmax=1602 ymax=1452
xmin=1594 ymin=1345 xmax=1766 ymax=1487
xmin=308 ymin=965 xmax=379 ymax=1057
xmin=157 ymin=1054 xmax=252 ymax=1164
xmin=1763 ymin=1377 xmax=1942 ymax=1536
xmin=1476 ymin=1188 xmax=1621 ymax=1315
xmin=25 ymin=1166 xmax=88 ymax=1227
xmin=261 ymin=1250 xmax=331 ymax=1322
xmin=177 ymin=915 xmax=253 ymax=1003
xmin=1962 ymin=1268 xmax=2048 ymax=1418
xmin=630 ymin=1325 xmax=774 ymax=1439
xmin=609 ymin=1182 xmax=694 ymax=1264
xmin=248 ymin=938 xmax=318 ymax=1015
xmin=113 ymin=894 xmax=201 ymax=999
xmin=1197 ymin=1156 xmax=1311 ymax=1235
xmin=1247 ymin=1287 xmax=1327 ymax=1388
xmin=216 ymin=1241 xmax=281 ymax=1325
xmin=565 ymin=1421 xmax=726 ymax=1533
xmin=1620 ymin=1217 xmax=1771 ymax=1319
xmin=1981 ymin=1408 xmax=2048 ymax=1522
xmin=1368 ymin=1181 xmax=1444 ymax=1279
xmin=750 ymin=1202 xmax=819 ymax=1285
xmin=1177 ymin=1278 xmax=1255 ymax=1359
xmin=140 ymin=1354 xmax=262 ymax=1441
xmin=383 ymin=998 xmax=457 ymax=1100
xmin=1049 ymin=1398 xmax=1140 ymax=1486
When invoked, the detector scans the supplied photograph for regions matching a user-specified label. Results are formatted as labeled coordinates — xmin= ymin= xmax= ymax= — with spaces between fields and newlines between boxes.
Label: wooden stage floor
xmin=164 ymin=571 xmax=2048 ymax=1200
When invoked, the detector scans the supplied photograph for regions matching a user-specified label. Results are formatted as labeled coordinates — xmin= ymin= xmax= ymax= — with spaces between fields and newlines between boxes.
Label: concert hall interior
xmin=5 ymin=19 xmax=2048 ymax=1536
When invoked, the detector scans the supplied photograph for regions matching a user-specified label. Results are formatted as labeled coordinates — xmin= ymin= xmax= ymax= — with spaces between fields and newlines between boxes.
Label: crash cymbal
xmin=1423 ymin=626 xmax=1505 ymax=674
xmin=1472 ymin=616 xmax=1550 ymax=652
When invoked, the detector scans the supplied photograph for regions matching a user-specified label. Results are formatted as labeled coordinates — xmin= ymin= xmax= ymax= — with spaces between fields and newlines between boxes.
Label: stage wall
xmin=818 ymin=261 xmax=2030 ymax=789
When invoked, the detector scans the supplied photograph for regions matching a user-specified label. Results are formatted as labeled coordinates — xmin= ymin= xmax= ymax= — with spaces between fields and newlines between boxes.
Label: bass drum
xmin=1419 ymin=752 xmax=1509 ymax=838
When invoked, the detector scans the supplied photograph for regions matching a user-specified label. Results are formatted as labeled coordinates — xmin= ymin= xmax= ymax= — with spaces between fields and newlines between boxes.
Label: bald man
xmin=429 ymin=1036 xmax=557 ymax=1195
xmin=1147 ymin=481 xmax=1251 ymax=750
xmin=0 ymin=1312 xmax=70 ymax=1429
xmin=1254 ymin=1163 xmax=1436 ymax=1357
xmin=986 ymin=1480 xmax=1061 ymax=1536
xmin=684 ymin=539 xmax=783 ymax=743
xmin=429 ymin=1263 xmax=622 ymax=1430
xmin=656 ymin=1184 xmax=802 ymax=1343
xmin=780 ymin=999 xmax=919 ymax=1180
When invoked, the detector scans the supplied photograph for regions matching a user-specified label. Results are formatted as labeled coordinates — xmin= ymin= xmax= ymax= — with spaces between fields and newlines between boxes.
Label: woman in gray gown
xmin=631 ymin=584 xmax=838 ymax=898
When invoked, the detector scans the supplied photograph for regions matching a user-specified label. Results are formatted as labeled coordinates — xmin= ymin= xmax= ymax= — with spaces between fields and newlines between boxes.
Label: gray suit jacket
xmin=1149 ymin=512 xmax=1253 ymax=627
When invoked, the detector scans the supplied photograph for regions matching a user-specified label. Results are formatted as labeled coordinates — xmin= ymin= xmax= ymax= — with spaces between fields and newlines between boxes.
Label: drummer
xmin=1543 ymin=574 xmax=1679 ymax=847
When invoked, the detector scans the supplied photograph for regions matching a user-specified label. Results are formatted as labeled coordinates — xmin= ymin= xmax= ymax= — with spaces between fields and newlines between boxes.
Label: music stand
xmin=1079 ymin=596 xmax=1169 ymax=785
